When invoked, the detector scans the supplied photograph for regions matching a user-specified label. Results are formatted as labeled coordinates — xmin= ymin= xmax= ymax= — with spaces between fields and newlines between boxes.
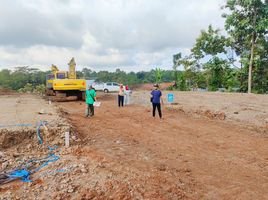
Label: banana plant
xmin=155 ymin=68 xmax=163 ymax=84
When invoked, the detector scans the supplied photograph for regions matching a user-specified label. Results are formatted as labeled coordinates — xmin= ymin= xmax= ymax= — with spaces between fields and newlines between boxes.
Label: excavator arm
xmin=51 ymin=64 xmax=59 ymax=74
xmin=68 ymin=57 xmax=77 ymax=79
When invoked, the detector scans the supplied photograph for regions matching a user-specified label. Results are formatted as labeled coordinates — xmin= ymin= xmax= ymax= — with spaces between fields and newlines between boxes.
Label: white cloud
xmin=0 ymin=0 xmax=226 ymax=72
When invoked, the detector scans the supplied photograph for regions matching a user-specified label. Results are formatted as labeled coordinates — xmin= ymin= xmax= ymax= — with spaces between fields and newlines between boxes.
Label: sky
xmin=0 ymin=0 xmax=226 ymax=72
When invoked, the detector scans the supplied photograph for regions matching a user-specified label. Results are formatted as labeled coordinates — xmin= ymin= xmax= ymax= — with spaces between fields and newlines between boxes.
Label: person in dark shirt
xmin=151 ymin=84 xmax=163 ymax=118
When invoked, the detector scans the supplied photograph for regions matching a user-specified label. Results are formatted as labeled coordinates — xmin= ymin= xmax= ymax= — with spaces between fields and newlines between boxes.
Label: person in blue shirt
xmin=151 ymin=84 xmax=163 ymax=118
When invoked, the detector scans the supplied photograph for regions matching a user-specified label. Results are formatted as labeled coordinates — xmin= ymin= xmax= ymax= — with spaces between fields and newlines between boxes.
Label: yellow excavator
xmin=46 ymin=58 xmax=86 ymax=101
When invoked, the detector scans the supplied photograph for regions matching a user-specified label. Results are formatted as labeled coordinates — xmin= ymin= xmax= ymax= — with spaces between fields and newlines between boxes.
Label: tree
xmin=180 ymin=56 xmax=201 ymax=89
xmin=173 ymin=53 xmax=182 ymax=82
xmin=81 ymin=68 xmax=92 ymax=78
xmin=0 ymin=69 xmax=11 ymax=88
xmin=18 ymin=83 xmax=34 ymax=93
xmin=115 ymin=68 xmax=127 ymax=84
xmin=191 ymin=25 xmax=228 ymax=60
xmin=223 ymin=0 xmax=268 ymax=93
xmin=155 ymin=68 xmax=163 ymax=83
xmin=204 ymin=57 xmax=230 ymax=91
xmin=190 ymin=25 xmax=232 ymax=90
xmin=35 ymin=84 xmax=46 ymax=95
xmin=177 ymin=72 xmax=187 ymax=91
xmin=252 ymin=36 xmax=268 ymax=93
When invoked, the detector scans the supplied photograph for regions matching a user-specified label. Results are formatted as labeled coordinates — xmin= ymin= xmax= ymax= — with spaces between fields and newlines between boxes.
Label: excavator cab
xmin=55 ymin=72 xmax=66 ymax=79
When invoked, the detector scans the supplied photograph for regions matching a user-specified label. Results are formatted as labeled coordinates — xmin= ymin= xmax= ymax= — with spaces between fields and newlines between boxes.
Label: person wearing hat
xmin=85 ymin=85 xmax=97 ymax=117
xmin=151 ymin=84 xmax=163 ymax=118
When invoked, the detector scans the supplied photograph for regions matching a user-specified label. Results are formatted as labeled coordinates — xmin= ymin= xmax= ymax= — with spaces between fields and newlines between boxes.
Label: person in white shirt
xmin=118 ymin=84 xmax=125 ymax=107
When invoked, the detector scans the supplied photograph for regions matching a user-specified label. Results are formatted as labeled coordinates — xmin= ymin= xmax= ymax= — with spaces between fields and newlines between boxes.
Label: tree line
xmin=1 ymin=65 xmax=266 ymax=93
xmin=0 ymin=0 xmax=267 ymax=94
xmin=0 ymin=67 xmax=175 ymax=91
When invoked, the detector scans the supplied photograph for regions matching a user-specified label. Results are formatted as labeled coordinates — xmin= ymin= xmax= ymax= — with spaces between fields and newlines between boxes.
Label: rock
xmin=234 ymin=111 xmax=239 ymax=114
xmin=2 ymin=161 xmax=9 ymax=169
xmin=72 ymin=164 xmax=79 ymax=169
xmin=12 ymin=153 xmax=20 ymax=158
xmin=157 ymin=164 xmax=167 ymax=171
xmin=67 ymin=185 xmax=74 ymax=193
xmin=38 ymin=109 xmax=46 ymax=114
xmin=81 ymin=168 xmax=88 ymax=173
xmin=71 ymin=136 xmax=77 ymax=140
xmin=61 ymin=179 xmax=68 ymax=184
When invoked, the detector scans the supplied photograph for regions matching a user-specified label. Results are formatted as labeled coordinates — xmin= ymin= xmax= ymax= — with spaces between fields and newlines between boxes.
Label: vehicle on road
xmin=92 ymin=82 xmax=120 ymax=93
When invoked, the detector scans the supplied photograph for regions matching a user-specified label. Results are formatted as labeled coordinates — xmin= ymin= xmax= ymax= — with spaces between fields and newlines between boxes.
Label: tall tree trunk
xmin=248 ymin=36 xmax=255 ymax=93
xmin=240 ymin=62 xmax=243 ymax=92
xmin=248 ymin=8 xmax=257 ymax=94
xmin=174 ymin=68 xmax=178 ymax=82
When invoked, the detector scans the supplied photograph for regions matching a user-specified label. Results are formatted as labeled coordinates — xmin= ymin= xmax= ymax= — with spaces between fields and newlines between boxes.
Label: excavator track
xmin=46 ymin=90 xmax=84 ymax=102
xmin=49 ymin=95 xmax=78 ymax=102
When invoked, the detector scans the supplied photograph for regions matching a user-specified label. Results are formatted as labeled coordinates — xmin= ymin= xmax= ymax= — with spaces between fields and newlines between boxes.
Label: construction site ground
xmin=0 ymin=91 xmax=268 ymax=199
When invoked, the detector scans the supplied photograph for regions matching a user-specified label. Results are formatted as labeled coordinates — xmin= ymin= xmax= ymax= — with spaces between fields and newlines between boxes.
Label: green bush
xmin=35 ymin=84 xmax=46 ymax=95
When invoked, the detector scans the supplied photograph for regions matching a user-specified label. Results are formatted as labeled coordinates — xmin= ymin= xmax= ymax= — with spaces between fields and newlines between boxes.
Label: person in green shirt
xmin=85 ymin=85 xmax=97 ymax=117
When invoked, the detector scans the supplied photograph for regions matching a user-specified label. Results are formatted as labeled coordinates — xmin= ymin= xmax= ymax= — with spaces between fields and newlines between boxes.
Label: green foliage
xmin=155 ymin=68 xmax=163 ymax=83
xmin=224 ymin=0 xmax=267 ymax=49
xmin=204 ymin=57 xmax=230 ymax=91
xmin=223 ymin=0 xmax=268 ymax=93
xmin=35 ymin=84 xmax=46 ymax=95
xmin=191 ymin=25 xmax=229 ymax=59
xmin=17 ymin=83 xmax=46 ymax=94
xmin=177 ymin=72 xmax=187 ymax=91
xmin=0 ymin=69 xmax=12 ymax=88
xmin=0 ymin=67 xmax=47 ymax=91
xmin=80 ymin=68 xmax=173 ymax=86
xmin=18 ymin=83 xmax=34 ymax=93
xmin=173 ymin=53 xmax=182 ymax=81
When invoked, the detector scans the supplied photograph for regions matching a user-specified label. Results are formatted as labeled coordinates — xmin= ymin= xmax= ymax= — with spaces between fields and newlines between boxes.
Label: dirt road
xmin=57 ymin=93 xmax=268 ymax=199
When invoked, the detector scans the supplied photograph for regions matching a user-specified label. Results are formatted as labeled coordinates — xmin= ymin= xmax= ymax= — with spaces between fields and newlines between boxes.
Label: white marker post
xmin=65 ymin=132 xmax=70 ymax=147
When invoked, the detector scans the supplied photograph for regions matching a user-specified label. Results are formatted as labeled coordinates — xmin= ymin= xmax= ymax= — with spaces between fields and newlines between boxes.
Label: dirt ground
xmin=132 ymin=91 xmax=268 ymax=133
xmin=0 ymin=94 xmax=58 ymax=128
xmin=0 ymin=92 xmax=267 ymax=199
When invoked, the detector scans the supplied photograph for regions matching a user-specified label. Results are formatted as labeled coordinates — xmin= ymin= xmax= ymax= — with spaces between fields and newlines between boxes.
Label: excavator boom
xmin=51 ymin=64 xmax=59 ymax=74
xmin=68 ymin=57 xmax=77 ymax=79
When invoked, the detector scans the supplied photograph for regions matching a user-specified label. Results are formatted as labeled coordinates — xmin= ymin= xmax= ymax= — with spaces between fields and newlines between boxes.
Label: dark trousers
xmin=152 ymin=103 xmax=162 ymax=118
xmin=118 ymin=95 xmax=124 ymax=107
xmin=86 ymin=104 xmax=94 ymax=117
